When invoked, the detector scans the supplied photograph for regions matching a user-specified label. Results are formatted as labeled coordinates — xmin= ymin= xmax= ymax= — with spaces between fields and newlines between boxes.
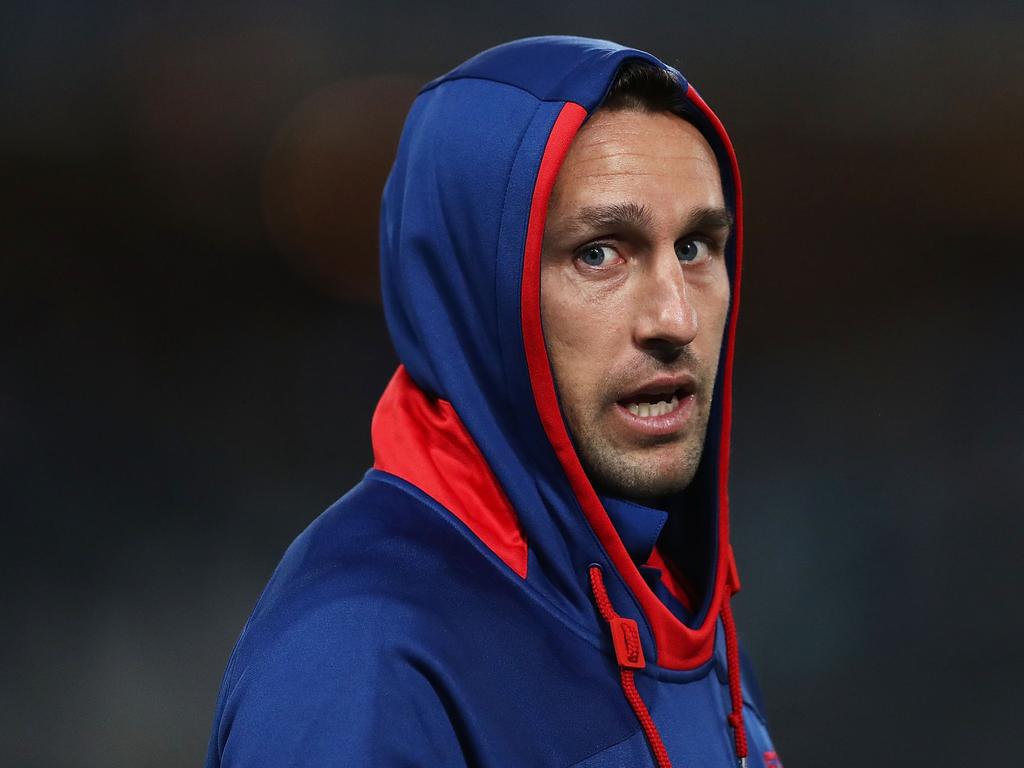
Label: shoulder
xmin=207 ymin=473 xmax=511 ymax=766
xmin=252 ymin=470 xmax=517 ymax=617
xmin=224 ymin=471 xmax=503 ymax=679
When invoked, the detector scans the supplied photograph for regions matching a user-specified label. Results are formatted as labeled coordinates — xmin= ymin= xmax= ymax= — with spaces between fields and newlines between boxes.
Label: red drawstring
xmin=720 ymin=584 xmax=749 ymax=765
xmin=589 ymin=565 xmax=673 ymax=768
xmin=590 ymin=565 xmax=751 ymax=768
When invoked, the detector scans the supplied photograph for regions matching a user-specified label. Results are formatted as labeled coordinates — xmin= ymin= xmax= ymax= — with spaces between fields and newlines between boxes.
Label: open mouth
xmin=618 ymin=393 xmax=675 ymax=417
xmin=616 ymin=380 xmax=695 ymax=419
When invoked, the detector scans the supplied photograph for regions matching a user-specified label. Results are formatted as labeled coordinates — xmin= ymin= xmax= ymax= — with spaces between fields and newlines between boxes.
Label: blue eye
xmin=578 ymin=244 xmax=615 ymax=267
xmin=676 ymin=239 xmax=710 ymax=263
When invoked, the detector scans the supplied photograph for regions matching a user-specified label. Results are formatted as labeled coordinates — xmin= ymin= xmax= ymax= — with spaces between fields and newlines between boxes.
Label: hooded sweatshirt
xmin=205 ymin=36 xmax=782 ymax=768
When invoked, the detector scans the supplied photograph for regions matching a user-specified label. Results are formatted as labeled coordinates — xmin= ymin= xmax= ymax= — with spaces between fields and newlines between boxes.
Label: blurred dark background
xmin=3 ymin=1 xmax=1022 ymax=765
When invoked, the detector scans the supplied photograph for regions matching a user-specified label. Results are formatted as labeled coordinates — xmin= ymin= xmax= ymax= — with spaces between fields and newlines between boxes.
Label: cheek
xmin=541 ymin=294 xmax=588 ymax=384
xmin=693 ymin=276 xmax=731 ymax=367
xmin=540 ymin=271 xmax=622 ymax=396
xmin=692 ymin=267 xmax=730 ymax=328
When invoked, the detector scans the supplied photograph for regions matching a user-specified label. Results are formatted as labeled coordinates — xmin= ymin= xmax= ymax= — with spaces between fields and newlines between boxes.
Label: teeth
xmin=626 ymin=397 xmax=680 ymax=418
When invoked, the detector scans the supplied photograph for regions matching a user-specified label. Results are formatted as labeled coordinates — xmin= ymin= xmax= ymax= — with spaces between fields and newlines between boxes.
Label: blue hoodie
xmin=205 ymin=36 xmax=782 ymax=768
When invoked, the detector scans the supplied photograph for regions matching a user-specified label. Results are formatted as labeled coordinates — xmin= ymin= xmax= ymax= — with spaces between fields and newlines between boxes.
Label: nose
xmin=633 ymin=249 xmax=698 ymax=358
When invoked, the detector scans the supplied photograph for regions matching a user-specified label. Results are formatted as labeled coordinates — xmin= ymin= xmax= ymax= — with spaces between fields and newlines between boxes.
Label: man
xmin=206 ymin=36 xmax=781 ymax=767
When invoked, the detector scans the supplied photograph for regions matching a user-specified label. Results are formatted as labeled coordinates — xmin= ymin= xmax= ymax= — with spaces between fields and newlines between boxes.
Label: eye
xmin=576 ymin=244 xmax=620 ymax=269
xmin=676 ymin=238 xmax=711 ymax=264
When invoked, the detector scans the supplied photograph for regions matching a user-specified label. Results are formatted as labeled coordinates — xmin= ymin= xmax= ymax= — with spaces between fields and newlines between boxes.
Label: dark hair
xmin=599 ymin=60 xmax=689 ymax=118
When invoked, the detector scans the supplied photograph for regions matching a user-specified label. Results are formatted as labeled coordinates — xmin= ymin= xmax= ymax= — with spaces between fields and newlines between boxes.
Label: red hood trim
xmin=520 ymin=93 xmax=744 ymax=670
xmin=372 ymin=366 xmax=528 ymax=578
xmin=688 ymin=83 xmax=745 ymax=599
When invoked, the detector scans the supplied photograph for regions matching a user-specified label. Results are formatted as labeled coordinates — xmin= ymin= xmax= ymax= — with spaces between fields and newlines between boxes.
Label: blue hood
xmin=376 ymin=35 xmax=745 ymax=672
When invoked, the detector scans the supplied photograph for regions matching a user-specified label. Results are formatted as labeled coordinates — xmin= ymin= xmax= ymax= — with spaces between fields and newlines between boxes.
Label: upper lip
xmin=615 ymin=373 xmax=697 ymax=404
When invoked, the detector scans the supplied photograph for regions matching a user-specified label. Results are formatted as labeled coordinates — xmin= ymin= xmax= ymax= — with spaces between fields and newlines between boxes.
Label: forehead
xmin=548 ymin=109 xmax=724 ymax=216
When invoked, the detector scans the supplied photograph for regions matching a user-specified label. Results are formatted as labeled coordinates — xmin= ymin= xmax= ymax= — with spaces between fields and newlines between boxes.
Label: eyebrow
xmin=559 ymin=202 xmax=734 ymax=239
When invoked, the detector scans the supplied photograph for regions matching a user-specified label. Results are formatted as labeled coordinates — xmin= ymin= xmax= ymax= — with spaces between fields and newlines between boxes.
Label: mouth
xmin=620 ymin=390 xmax=682 ymax=418
xmin=612 ymin=376 xmax=698 ymax=436
xmin=616 ymin=376 xmax=696 ymax=414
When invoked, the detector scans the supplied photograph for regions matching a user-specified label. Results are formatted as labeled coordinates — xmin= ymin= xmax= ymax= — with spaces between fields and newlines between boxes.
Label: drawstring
xmin=589 ymin=565 xmax=750 ymax=768
xmin=721 ymin=584 xmax=749 ymax=767
xmin=589 ymin=565 xmax=673 ymax=768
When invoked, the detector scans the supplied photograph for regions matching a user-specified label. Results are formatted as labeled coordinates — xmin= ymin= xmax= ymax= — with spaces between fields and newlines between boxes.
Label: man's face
xmin=540 ymin=109 xmax=732 ymax=502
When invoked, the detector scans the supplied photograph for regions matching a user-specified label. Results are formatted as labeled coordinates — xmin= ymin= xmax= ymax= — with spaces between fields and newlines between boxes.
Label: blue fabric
xmin=205 ymin=36 xmax=780 ymax=767
xmin=600 ymin=495 xmax=668 ymax=564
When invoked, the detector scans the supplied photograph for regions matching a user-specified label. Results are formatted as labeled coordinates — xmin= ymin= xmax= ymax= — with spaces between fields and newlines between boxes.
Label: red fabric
xmin=610 ymin=616 xmax=646 ymax=669
xmin=683 ymin=92 xmax=749 ymax=760
xmin=720 ymin=584 xmax=749 ymax=761
xmin=685 ymin=85 xmax=745 ymax=602
xmin=589 ymin=567 xmax=673 ymax=768
xmin=645 ymin=545 xmax=696 ymax=613
xmin=520 ymin=92 xmax=745 ymax=669
xmin=371 ymin=366 xmax=528 ymax=578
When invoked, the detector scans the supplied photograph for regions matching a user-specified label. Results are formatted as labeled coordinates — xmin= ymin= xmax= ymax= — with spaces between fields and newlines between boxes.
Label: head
xmin=540 ymin=62 xmax=733 ymax=503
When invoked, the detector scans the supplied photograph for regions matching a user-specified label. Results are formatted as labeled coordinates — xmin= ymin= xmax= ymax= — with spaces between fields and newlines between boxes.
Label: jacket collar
xmin=599 ymin=495 xmax=668 ymax=566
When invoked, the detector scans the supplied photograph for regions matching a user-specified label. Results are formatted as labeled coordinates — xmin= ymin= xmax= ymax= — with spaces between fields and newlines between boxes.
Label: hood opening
xmin=519 ymin=84 xmax=744 ymax=669
xmin=378 ymin=37 xmax=745 ymax=674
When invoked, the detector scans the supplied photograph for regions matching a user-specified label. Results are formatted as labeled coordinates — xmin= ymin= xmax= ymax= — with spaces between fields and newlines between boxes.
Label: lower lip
xmin=612 ymin=394 xmax=696 ymax=437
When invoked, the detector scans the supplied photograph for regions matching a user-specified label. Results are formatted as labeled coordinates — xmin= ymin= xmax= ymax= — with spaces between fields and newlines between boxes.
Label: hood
xmin=372 ymin=35 xmax=744 ymax=674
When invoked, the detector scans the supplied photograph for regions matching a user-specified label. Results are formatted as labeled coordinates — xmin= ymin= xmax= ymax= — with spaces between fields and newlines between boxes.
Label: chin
xmin=588 ymin=453 xmax=698 ymax=501
xmin=628 ymin=473 xmax=695 ymax=501
xmin=570 ymin=414 xmax=706 ymax=501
